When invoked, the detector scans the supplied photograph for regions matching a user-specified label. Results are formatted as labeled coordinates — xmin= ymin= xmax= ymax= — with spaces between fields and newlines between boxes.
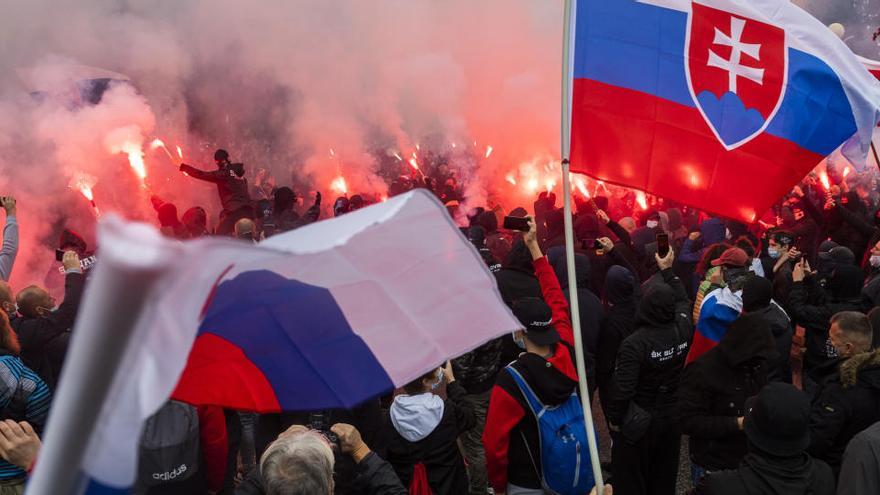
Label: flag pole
xmin=871 ymin=140 xmax=880 ymax=172
xmin=560 ymin=0 xmax=604 ymax=491
xmin=27 ymin=224 xmax=168 ymax=494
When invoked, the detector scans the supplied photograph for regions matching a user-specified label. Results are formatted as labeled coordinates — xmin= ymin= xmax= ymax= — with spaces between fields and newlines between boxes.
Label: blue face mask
xmin=512 ymin=331 xmax=526 ymax=350
xmin=768 ymin=247 xmax=780 ymax=259
xmin=430 ymin=369 xmax=443 ymax=391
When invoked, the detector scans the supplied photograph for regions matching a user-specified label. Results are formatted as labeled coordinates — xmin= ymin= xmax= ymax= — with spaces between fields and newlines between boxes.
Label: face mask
xmin=430 ymin=368 xmax=444 ymax=391
xmin=871 ymin=255 xmax=880 ymax=268
xmin=646 ymin=220 xmax=659 ymax=229
xmin=768 ymin=248 xmax=780 ymax=259
xmin=512 ymin=331 xmax=526 ymax=350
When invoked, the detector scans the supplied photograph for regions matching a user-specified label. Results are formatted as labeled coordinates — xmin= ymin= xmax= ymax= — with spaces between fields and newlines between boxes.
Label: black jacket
xmin=11 ymin=271 xmax=84 ymax=389
xmin=752 ymin=302 xmax=793 ymax=383
xmin=452 ymin=337 xmax=504 ymax=395
xmin=386 ymin=381 xmax=475 ymax=494
xmin=808 ymin=349 xmax=880 ymax=473
xmin=679 ymin=312 xmax=778 ymax=470
xmin=608 ymin=267 xmax=693 ymax=424
xmin=694 ymin=451 xmax=835 ymax=495
xmin=596 ymin=265 xmax=638 ymax=415
xmin=494 ymin=239 xmax=543 ymax=364
xmin=788 ymin=265 xmax=866 ymax=370
xmin=180 ymin=163 xmax=252 ymax=214
xmin=234 ymin=452 xmax=406 ymax=495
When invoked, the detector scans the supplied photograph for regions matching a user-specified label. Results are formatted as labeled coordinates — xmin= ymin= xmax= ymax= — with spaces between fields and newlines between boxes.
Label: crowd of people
xmin=0 ymin=149 xmax=880 ymax=495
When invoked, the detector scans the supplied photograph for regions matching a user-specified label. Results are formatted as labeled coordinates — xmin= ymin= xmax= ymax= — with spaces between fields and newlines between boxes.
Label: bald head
xmin=235 ymin=218 xmax=257 ymax=241
xmin=16 ymin=286 xmax=54 ymax=319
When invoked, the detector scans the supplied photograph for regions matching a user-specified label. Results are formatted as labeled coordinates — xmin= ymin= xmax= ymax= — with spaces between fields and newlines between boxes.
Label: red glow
xmin=505 ymin=173 xmax=517 ymax=186
xmin=843 ymin=166 xmax=851 ymax=178
xmin=408 ymin=157 xmax=420 ymax=171
xmin=485 ymin=145 xmax=493 ymax=158
xmin=79 ymin=186 xmax=94 ymax=201
xmin=573 ymin=175 xmax=590 ymax=198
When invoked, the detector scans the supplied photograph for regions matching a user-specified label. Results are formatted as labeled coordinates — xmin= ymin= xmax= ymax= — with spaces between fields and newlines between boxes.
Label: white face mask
xmin=430 ymin=368 xmax=444 ymax=391
xmin=768 ymin=248 xmax=780 ymax=259
xmin=646 ymin=220 xmax=659 ymax=229
xmin=512 ymin=331 xmax=526 ymax=350
xmin=870 ymin=255 xmax=880 ymax=268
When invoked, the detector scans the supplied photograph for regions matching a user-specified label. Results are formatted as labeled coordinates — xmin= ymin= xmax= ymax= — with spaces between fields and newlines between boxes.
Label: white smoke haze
xmin=0 ymin=0 xmax=876 ymax=292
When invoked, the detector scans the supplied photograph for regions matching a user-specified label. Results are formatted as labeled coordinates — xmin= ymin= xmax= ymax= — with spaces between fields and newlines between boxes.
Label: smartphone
xmin=656 ymin=233 xmax=670 ymax=257
xmin=55 ymin=249 xmax=64 ymax=262
xmin=503 ymin=216 xmax=530 ymax=232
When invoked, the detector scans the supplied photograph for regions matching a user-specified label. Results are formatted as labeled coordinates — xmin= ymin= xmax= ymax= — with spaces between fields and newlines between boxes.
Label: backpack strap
xmin=505 ymin=365 xmax=546 ymax=418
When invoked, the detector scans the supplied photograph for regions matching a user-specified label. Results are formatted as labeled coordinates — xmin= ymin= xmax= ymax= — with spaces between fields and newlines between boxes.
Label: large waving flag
xmin=27 ymin=189 xmax=520 ymax=494
xmin=569 ymin=0 xmax=880 ymax=222
xmin=860 ymin=55 xmax=880 ymax=82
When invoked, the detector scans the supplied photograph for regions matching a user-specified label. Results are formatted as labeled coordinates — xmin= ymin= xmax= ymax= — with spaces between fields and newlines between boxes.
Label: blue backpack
xmin=506 ymin=365 xmax=595 ymax=495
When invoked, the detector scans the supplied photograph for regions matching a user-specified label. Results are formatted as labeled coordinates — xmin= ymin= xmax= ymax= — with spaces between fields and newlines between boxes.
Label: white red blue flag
xmin=570 ymin=0 xmax=880 ymax=221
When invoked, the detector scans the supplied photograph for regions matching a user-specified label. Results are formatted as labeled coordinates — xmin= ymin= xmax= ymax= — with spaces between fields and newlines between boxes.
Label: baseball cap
xmin=818 ymin=246 xmax=855 ymax=265
xmin=511 ymin=297 xmax=560 ymax=346
xmin=711 ymin=247 xmax=749 ymax=268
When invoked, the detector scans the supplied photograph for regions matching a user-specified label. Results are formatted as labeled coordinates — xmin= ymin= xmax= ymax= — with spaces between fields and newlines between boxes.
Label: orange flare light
xmin=819 ymin=171 xmax=831 ymax=190
xmin=408 ymin=158 xmax=420 ymax=171
xmin=485 ymin=145 xmax=493 ymax=159
xmin=176 ymin=145 xmax=183 ymax=159
xmin=526 ymin=178 xmax=539 ymax=192
xmin=574 ymin=176 xmax=590 ymax=198
xmin=635 ymin=191 xmax=648 ymax=210
xmin=843 ymin=166 xmax=851 ymax=178
xmin=330 ymin=176 xmax=348 ymax=195
xmin=505 ymin=173 xmax=517 ymax=186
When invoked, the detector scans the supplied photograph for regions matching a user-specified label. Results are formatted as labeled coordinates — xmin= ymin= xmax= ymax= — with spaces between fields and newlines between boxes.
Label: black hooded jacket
xmin=494 ymin=240 xmax=542 ymax=305
xmin=596 ymin=265 xmax=639 ymax=414
xmin=789 ymin=264 xmax=867 ymax=370
xmin=608 ymin=268 xmax=693 ymax=424
xmin=548 ymin=247 xmax=604 ymax=389
xmin=679 ymin=312 xmax=778 ymax=470
xmin=694 ymin=450 xmax=835 ymax=495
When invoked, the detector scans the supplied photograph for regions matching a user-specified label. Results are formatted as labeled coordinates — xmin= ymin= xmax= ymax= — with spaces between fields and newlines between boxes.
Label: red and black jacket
xmin=482 ymin=256 xmax=579 ymax=492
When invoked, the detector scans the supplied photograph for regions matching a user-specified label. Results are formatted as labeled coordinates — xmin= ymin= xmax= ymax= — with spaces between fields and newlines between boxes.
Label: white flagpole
xmin=560 ymin=0 xmax=605 ymax=491
xmin=27 ymin=223 xmax=169 ymax=494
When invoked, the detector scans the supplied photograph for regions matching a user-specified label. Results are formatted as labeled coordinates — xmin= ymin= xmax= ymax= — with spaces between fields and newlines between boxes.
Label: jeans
xmin=460 ymin=389 xmax=492 ymax=494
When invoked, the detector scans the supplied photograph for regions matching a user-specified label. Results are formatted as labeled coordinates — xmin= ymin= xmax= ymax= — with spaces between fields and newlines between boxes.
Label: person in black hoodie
xmin=740 ymin=276 xmax=793 ymax=383
xmin=11 ymin=250 xmax=84 ymax=390
xmin=495 ymin=239 xmax=545 ymax=366
xmin=608 ymin=249 xmax=692 ymax=495
xmin=789 ymin=260 xmax=867 ymax=375
xmin=596 ymin=265 xmax=638 ymax=417
xmin=679 ymin=304 xmax=778 ymax=484
xmin=693 ymin=382 xmax=835 ymax=495
xmin=386 ymin=362 xmax=475 ymax=494
xmin=548 ymin=246 xmax=603 ymax=396
xmin=180 ymin=149 xmax=253 ymax=235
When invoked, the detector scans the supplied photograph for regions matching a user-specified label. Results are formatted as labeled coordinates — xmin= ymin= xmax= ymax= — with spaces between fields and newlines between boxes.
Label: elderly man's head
xmin=260 ymin=425 xmax=335 ymax=495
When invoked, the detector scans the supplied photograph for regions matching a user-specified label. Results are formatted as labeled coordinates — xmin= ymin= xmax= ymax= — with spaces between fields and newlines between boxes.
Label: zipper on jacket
xmin=573 ymin=441 xmax=581 ymax=487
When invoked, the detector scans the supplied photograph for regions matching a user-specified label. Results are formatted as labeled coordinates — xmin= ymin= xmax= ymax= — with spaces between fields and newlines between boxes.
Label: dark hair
xmin=772 ymin=230 xmax=795 ymax=248
xmin=402 ymin=369 xmax=439 ymax=395
xmin=734 ymin=236 xmax=756 ymax=259
xmin=831 ymin=311 xmax=873 ymax=349
xmin=274 ymin=187 xmax=296 ymax=213
xmin=697 ymin=242 xmax=731 ymax=277
xmin=214 ymin=149 xmax=229 ymax=161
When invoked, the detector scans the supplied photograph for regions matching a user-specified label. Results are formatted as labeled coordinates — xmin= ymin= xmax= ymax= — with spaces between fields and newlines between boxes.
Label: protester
xmin=836 ymin=421 xmax=880 ymax=495
xmin=0 ymin=197 xmax=18 ymax=282
xmin=687 ymin=247 xmax=750 ymax=365
xmin=595 ymin=265 xmax=638 ymax=416
xmin=692 ymin=382 xmax=835 ymax=495
xmin=862 ymin=239 xmax=880 ymax=307
xmin=691 ymin=242 xmax=732 ymax=322
xmin=182 ymin=206 xmax=211 ymax=237
xmin=151 ymin=196 xmax=188 ymax=240
xmin=11 ymin=250 xmax=84 ymax=390
xmin=0 ymin=311 xmax=51 ymax=493
xmin=740 ymin=276 xmax=793 ymax=382
xmin=790 ymin=260 xmax=866 ymax=375
xmin=764 ymin=230 xmax=799 ymax=312
xmin=483 ymin=219 xmax=593 ymax=495
xmin=607 ymin=248 xmax=692 ymax=495
xmin=679 ymin=299 xmax=778 ymax=483
xmin=180 ymin=149 xmax=254 ymax=236
xmin=235 ymin=218 xmax=258 ymax=243
xmin=385 ymin=362 xmax=474 ymax=494
xmin=808 ymin=314 xmax=880 ymax=475
xmin=236 ymin=423 xmax=406 ymax=495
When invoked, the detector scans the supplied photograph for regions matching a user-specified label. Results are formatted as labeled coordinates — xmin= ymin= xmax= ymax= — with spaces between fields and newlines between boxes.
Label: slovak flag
xmin=569 ymin=0 xmax=880 ymax=222
xmin=27 ymin=190 xmax=520 ymax=494
xmin=860 ymin=56 xmax=880 ymax=82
